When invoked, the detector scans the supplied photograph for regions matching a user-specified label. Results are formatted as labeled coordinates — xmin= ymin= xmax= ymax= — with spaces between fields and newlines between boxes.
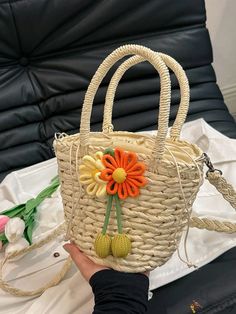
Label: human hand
xmin=64 ymin=243 xmax=149 ymax=314
xmin=63 ymin=243 xmax=109 ymax=281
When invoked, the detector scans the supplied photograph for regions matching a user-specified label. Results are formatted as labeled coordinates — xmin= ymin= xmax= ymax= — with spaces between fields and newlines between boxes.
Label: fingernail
xmin=63 ymin=244 xmax=69 ymax=252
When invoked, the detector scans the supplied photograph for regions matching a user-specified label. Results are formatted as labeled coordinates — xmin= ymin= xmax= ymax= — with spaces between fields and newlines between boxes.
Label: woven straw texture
xmin=54 ymin=45 xmax=204 ymax=272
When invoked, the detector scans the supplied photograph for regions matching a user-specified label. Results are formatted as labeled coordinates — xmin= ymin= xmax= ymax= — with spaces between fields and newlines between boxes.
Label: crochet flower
xmin=79 ymin=152 xmax=107 ymax=198
xmin=100 ymin=148 xmax=147 ymax=199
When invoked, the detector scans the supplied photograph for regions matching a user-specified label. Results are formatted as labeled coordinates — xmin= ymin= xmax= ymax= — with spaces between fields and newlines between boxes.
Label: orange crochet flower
xmin=100 ymin=148 xmax=147 ymax=199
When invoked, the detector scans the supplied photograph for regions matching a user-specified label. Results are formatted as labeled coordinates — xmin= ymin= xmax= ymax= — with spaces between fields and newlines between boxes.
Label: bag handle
xmin=0 ymin=224 xmax=72 ymax=296
xmin=102 ymin=53 xmax=189 ymax=140
xmin=80 ymin=44 xmax=171 ymax=162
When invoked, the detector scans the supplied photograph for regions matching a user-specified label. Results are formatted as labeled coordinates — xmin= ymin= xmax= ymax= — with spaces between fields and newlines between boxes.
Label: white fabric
xmin=0 ymin=119 xmax=236 ymax=313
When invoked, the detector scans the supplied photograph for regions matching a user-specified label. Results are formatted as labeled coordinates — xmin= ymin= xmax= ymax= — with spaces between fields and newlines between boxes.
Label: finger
xmin=67 ymin=242 xmax=84 ymax=254
xmin=63 ymin=243 xmax=89 ymax=268
xmin=63 ymin=243 xmax=110 ymax=282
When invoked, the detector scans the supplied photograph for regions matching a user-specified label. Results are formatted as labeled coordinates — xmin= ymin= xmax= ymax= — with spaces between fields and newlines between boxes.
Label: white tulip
xmin=5 ymin=237 xmax=29 ymax=261
xmin=5 ymin=217 xmax=25 ymax=243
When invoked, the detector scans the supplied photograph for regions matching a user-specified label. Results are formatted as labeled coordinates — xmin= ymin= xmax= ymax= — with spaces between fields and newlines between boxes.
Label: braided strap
xmin=0 ymin=223 xmax=72 ymax=296
xmin=190 ymin=170 xmax=236 ymax=234
xmin=190 ymin=217 xmax=236 ymax=233
xmin=206 ymin=171 xmax=236 ymax=209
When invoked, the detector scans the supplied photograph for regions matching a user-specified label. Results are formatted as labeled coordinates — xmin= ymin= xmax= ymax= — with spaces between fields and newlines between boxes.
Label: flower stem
xmin=114 ymin=194 xmax=123 ymax=234
xmin=102 ymin=195 xmax=113 ymax=235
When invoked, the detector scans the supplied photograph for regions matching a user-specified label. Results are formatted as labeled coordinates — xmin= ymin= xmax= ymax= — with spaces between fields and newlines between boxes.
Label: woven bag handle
xmin=0 ymin=224 xmax=72 ymax=296
xmin=190 ymin=170 xmax=236 ymax=233
xmin=102 ymin=53 xmax=189 ymax=139
xmin=80 ymin=44 xmax=171 ymax=161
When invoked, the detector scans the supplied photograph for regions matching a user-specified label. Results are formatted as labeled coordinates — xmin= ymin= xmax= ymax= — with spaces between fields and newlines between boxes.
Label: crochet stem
xmin=102 ymin=195 xmax=113 ymax=235
xmin=114 ymin=194 xmax=123 ymax=234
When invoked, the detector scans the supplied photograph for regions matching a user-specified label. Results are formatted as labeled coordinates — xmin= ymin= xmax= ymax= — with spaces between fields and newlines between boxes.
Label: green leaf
xmin=0 ymin=233 xmax=7 ymax=242
xmin=25 ymin=198 xmax=38 ymax=214
xmin=50 ymin=175 xmax=59 ymax=185
xmin=37 ymin=184 xmax=59 ymax=200
xmin=23 ymin=210 xmax=35 ymax=223
xmin=1 ymin=204 xmax=26 ymax=218
xmin=24 ymin=217 xmax=35 ymax=245
xmin=24 ymin=208 xmax=36 ymax=226
xmin=24 ymin=229 xmax=30 ymax=244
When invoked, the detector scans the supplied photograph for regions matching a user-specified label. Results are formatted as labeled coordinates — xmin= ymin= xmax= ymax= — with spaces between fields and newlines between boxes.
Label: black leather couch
xmin=0 ymin=0 xmax=236 ymax=313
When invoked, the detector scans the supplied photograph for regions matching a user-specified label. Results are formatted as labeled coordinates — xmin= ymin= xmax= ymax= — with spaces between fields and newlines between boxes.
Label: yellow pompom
xmin=111 ymin=234 xmax=131 ymax=258
xmin=94 ymin=233 xmax=112 ymax=258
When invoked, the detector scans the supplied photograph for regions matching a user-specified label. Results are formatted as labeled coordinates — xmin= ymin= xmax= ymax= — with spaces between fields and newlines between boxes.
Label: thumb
xmin=63 ymin=243 xmax=87 ymax=268
xmin=63 ymin=243 xmax=109 ymax=282
xmin=63 ymin=243 xmax=80 ymax=255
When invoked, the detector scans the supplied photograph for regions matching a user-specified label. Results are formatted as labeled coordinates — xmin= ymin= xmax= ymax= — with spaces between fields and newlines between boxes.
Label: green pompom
xmin=104 ymin=148 xmax=115 ymax=156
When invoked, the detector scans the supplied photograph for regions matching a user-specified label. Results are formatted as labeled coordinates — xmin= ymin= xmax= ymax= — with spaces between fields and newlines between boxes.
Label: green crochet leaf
xmin=104 ymin=148 xmax=115 ymax=156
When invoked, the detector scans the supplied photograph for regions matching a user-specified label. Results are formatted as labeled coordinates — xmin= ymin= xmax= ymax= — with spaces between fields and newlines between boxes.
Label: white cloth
xmin=0 ymin=119 xmax=236 ymax=313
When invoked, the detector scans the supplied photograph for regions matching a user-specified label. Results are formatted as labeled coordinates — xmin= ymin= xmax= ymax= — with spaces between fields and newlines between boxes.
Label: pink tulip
xmin=0 ymin=215 xmax=10 ymax=233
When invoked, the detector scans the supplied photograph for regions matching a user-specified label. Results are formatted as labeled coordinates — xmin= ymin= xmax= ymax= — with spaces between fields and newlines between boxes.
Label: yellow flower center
xmin=92 ymin=169 xmax=99 ymax=179
xmin=112 ymin=168 xmax=127 ymax=183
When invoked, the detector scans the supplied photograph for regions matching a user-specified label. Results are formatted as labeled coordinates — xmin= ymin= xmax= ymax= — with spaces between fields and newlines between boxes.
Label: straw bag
xmin=54 ymin=44 xmax=236 ymax=272
xmin=1 ymin=44 xmax=236 ymax=296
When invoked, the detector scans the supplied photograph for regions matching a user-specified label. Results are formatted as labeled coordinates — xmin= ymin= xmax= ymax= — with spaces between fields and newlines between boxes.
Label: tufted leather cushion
xmin=0 ymin=0 xmax=236 ymax=182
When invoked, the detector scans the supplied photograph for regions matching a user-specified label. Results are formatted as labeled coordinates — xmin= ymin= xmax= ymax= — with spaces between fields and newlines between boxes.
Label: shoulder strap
xmin=190 ymin=154 xmax=236 ymax=233
xmin=0 ymin=223 xmax=72 ymax=296
xmin=206 ymin=170 xmax=236 ymax=209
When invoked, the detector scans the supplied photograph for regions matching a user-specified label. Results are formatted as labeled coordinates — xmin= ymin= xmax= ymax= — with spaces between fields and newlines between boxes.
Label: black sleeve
xmin=89 ymin=269 xmax=149 ymax=314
